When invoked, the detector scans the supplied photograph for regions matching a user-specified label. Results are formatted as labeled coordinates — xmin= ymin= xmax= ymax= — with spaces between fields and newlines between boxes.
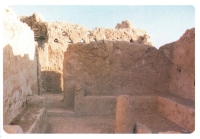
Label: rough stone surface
xmin=10 ymin=107 xmax=47 ymax=133
xmin=135 ymin=122 xmax=152 ymax=133
xmin=19 ymin=14 xmax=152 ymax=93
xmin=9 ymin=95 xmax=47 ymax=133
xmin=3 ymin=7 xmax=195 ymax=134
xmin=4 ymin=125 xmax=23 ymax=134
xmin=63 ymin=41 xmax=170 ymax=107
xmin=115 ymin=95 xmax=134 ymax=133
xmin=115 ymin=20 xmax=132 ymax=29
xmin=90 ymin=27 xmax=152 ymax=45
xmin=157 ymin=97 xmax=194 ymax=132
xmin=3 ymin=7 xmax=39 ymax=125
xmin=20 ymin=13 xmax=47 ymax=41
xmin=159 ymin=28 xmax=195 ymax=101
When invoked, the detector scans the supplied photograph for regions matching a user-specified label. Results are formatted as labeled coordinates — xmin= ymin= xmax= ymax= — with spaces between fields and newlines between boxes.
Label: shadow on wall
xmin=41 ymin=71 xmax=62 ymax=93
xmin=3 ymin=44 xmax=41 ymax=125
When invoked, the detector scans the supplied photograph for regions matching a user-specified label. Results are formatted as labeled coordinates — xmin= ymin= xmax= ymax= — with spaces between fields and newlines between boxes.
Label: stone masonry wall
xmin=63 ymin=41 xmax=171 ymax=107
xmin=159 ymin=28 xmax=195 ymax=101
xmin=18 ymin=12 xmax=194 ymax=105
xmin=20 ymin=16 xmax=152 ymax=93
xmin=3 ymin=7 xmax=38 ymax=125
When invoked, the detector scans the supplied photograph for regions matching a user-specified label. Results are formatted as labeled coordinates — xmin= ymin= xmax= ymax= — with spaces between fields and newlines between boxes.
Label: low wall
xmin=4 ymin=95 xmax=47 ymax=134
xmin=157 ymin=97 xmax=195 ymax=132
xmin=73 ymin=84 xmax=158 ymax=117
xmin=75 ymin=96 xmax=117 ymax=116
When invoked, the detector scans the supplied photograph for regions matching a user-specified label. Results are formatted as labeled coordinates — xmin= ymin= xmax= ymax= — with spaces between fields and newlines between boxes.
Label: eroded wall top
xmin=115 ymin=20 xmax=132 ymax=29
xmin=19 ymin=15 xmax=152 ymax=46
xmin=18 ymin=13 xmax=153 ymax=93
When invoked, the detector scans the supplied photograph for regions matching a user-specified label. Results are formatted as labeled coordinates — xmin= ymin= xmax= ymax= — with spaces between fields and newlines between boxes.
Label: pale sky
xmin=10 ymin=5 xmax=195 ymax=48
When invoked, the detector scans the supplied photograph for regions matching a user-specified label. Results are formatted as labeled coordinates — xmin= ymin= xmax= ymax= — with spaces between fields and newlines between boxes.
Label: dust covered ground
xmin=43 ymin=93 xmax=187 ymax=133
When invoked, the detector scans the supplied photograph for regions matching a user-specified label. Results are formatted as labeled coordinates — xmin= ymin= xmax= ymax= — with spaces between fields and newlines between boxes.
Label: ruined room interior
xmin=3 ymin=7 xmax=195 ymax=134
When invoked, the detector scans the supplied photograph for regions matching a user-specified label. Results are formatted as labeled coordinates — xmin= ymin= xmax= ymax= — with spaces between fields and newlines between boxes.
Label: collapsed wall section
xmin=3 ymin=7 xmax=38 ymax=125
xmin=159 ymin=28 xmax=195 ymax=101
xmin=63 ymin=41 xmax=171 ymax=107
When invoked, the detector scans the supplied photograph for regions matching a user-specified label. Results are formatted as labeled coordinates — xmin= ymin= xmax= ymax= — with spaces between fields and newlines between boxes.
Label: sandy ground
xmin=42 ymin=93 xmax=187 ymax=134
